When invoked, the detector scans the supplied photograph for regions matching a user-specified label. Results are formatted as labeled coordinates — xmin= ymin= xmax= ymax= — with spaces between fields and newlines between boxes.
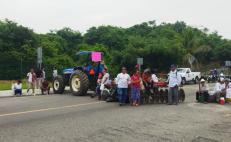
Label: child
xmin=131 ymin=70 xmax=141 ymax=106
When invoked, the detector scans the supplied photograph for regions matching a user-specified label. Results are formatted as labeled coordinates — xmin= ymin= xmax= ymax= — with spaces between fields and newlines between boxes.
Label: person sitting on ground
xmin=41 ymin=79 xmax=50 ymax=95
xmin=196 ymin=79 xmax=209 ymax=103
xmin=14 ymin=80 xmax=22 ymax=96
xmin=214 ymin=78 xmax=226 ymax=103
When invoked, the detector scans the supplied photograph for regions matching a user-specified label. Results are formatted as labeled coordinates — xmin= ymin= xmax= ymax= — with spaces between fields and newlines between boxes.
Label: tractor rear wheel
xmin=69 ymin=70 xmax=89 ymax=96
xmin=53 ymin=75 xmax=65 ymax=94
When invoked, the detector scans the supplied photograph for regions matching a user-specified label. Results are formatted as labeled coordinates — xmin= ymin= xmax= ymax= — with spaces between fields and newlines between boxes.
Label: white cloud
xmin=0 ymin=0 xmax=230 ymax=38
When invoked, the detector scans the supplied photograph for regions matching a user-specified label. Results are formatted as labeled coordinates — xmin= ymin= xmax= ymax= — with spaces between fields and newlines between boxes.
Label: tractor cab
xmin=52 ymin=51 xmax=105 ymax=96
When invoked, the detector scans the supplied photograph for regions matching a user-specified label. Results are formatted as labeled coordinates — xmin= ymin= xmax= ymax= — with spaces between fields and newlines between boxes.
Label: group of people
xmin=12 ymin=67 xmax=50 ymax=96
xmin=196 ymin=77 xmax=231 ymax=103
xmin=97 ymin=64 xmax=182 ymax=106
xmin=26 ymin=68 xmax=50 ymax=95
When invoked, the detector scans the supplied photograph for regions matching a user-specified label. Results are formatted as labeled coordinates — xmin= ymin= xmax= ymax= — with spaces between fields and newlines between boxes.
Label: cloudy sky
xmin=0 ymin=0 xmax=230 ymax=38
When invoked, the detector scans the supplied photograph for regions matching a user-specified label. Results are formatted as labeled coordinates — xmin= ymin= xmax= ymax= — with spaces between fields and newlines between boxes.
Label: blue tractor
xmin=52 ymin=51 xmax=104 ymax=96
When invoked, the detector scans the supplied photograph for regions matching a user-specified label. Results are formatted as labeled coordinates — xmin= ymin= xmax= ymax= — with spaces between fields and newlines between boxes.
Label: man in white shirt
xmin=116 ymin=67 xmax=131 ymax=106
xmin=167 ymin=65 xmax=182 ymax=105
xmin=214 ymin=78 xmax=225 ymax=92
xmin=214 ymin=78 xmax=226 ymax=103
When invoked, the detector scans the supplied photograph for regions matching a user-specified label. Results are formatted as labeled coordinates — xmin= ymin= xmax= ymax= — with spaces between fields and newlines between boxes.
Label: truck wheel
xmin=70 ymin=70 xmax=89 ymax=96
xmin=53 ymin=75 xmax=65 ymax=94
xmin=181 ymin=78 xmax=186 ymax=85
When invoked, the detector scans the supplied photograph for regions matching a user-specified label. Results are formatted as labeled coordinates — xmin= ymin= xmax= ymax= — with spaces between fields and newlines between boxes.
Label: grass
xmin=0 ymin=80 xmax=27 ymax=91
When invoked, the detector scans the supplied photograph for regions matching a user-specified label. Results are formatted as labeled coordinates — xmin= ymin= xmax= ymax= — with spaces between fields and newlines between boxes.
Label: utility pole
xmin=37 ymin=47 xmax=43 ymax=69
xmin=20 ymin=57 xmax=22 ymax=79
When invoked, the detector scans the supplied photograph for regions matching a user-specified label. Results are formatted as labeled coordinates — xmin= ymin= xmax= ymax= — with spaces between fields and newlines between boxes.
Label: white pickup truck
xmin=177 ymin=68 xmax=201 ymax=85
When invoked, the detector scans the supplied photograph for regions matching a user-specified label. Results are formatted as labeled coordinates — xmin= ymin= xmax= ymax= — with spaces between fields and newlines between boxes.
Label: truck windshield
xmin=177 ymin=68 xmax=187 ymax=73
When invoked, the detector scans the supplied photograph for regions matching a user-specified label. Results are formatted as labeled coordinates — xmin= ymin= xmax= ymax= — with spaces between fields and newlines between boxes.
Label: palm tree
xmin=182 ymin=27 xmax=202 ymax=69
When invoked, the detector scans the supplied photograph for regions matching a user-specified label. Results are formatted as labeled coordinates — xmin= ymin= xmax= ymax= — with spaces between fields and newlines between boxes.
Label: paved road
xmin=0 ymin=85 xmax=231 ymax=142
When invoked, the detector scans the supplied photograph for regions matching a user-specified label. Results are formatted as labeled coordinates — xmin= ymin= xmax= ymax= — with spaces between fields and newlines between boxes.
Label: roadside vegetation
xmin=0 ymin=19 xmax=230 ymax=80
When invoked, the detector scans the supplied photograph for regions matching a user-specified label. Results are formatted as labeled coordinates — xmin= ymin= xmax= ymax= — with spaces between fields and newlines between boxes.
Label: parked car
xmin=177 ymin=68 xmax=201 ymax=85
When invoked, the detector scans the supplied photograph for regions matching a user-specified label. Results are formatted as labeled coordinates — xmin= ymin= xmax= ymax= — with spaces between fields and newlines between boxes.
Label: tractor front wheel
xmin=53 ymin=75 xmax=65 ymax=94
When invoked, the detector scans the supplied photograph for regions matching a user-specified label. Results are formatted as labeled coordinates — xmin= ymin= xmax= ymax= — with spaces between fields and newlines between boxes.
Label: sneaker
xmin=33 ymin=93 xmax=36 ymax=96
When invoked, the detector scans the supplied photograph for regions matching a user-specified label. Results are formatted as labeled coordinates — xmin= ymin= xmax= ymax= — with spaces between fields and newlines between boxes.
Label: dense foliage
xmin=0 ymin=19 xmax=230 ymax=79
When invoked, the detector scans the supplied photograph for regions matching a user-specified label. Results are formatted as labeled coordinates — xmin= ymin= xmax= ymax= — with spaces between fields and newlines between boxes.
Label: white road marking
xmin=0 ymin=101 xmax=104 ymax=117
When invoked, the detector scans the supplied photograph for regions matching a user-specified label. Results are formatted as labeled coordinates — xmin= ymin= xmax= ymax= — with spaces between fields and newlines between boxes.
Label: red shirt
xmin=131 ymin=74 xmax=141 ymax=88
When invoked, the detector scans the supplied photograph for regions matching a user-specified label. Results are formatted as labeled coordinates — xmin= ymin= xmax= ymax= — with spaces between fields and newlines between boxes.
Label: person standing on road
xmin=42 ymin=67 xmax=46 ymax=80
xmin=116 ymin=67 xmax=131 ymax=106
xmin=26 ymin=68 xmax=37 ymax=96
xmin=53 ymin=67 xmax=58 ymax=78
xmin=167 ymin=65 xmax=182 ymax=105
xmin=131 ymin=69 xmax=141 ymax=106
xmin=36 ymin=68 xmax=43 ymax=89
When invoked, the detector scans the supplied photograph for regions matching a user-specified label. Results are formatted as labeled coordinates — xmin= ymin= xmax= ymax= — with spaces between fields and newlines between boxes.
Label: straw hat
xmin=200 ymin=79 xmax=205 ymax=82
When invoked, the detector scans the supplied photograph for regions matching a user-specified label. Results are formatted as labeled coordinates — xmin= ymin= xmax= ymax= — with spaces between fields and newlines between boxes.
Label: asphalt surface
xmin=0 ymin=84 xmax=231 ymax=142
